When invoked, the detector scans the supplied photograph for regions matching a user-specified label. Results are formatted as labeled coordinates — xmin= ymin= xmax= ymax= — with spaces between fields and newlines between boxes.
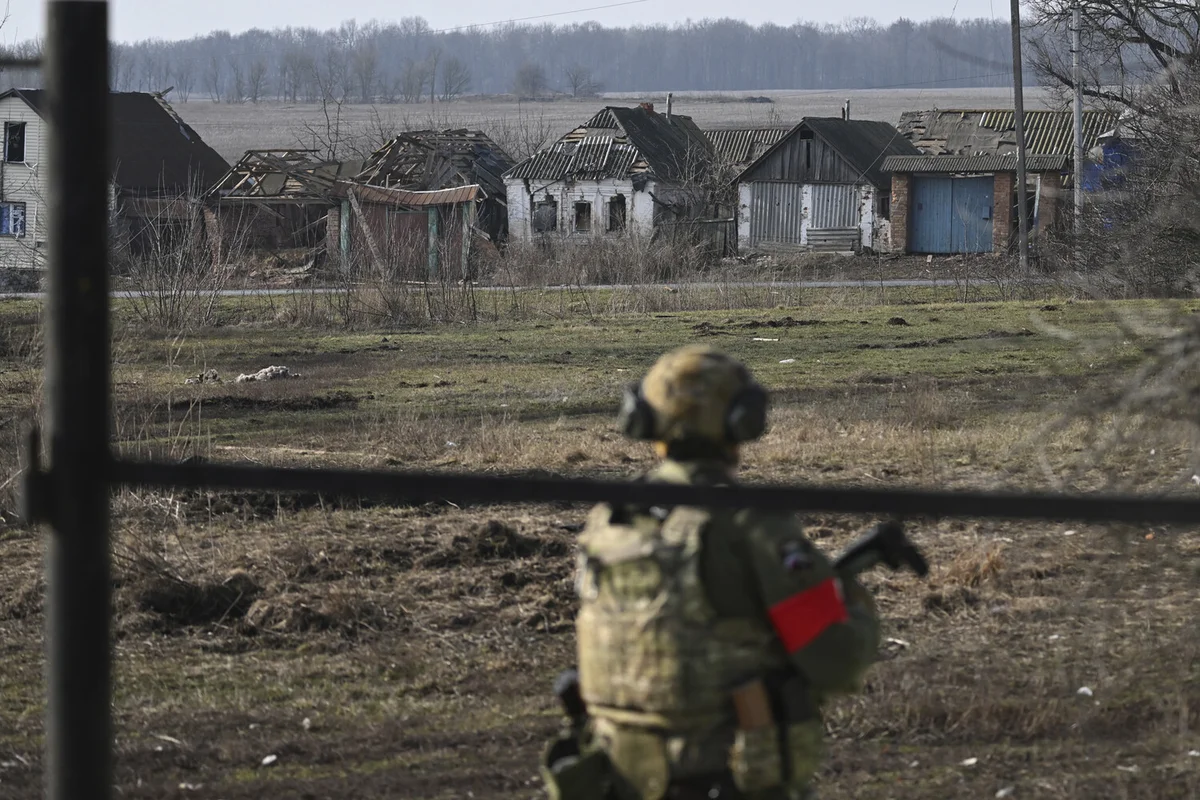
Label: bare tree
xmin=400 ymin=59 xmax=431 ymax=103
xmin=205 ymin=55 xmax=224 ymax=103
xmin=352 ymin=41 xmax=379 ymax=103
xmin=227 ymin=61 xmax=246 ymax=104
xmin=1028 ymin=0 xmax=1198 ymax=113
xmin=172 ymin=63 xmax=195 ymax=102
xmin=426 ymin=47 xmax=442 ymax=105
xmin=247 ymin=59 xmax=269 ymax=103
xmin=439 ymin=57 xmax=471 ymax=101
xmin=565 ymin=64 xmax=602 ymax=97
xmin=512 ymin=62 xmax=548 ymax=99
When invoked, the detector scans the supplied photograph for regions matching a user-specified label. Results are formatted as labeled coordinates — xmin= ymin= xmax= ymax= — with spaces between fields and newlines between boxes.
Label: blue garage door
xmin=910 ymin=176 xmax=994 ymax=254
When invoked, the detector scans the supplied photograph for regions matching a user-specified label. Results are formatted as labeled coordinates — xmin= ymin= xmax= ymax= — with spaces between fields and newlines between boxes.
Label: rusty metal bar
xmin=42 ymin=3 xmax=112 ymax=800
xmin=110 ymin=459 xmax=1200 ymax=526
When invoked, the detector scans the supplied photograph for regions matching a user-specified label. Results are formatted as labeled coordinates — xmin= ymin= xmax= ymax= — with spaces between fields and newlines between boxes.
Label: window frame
xmin=5 ymin=121 xmax=27 ymax=164
xmin=0 ymin=201 xmax=28 ymax=238
xmin=573 ymin=200 xmax=593 ymax=234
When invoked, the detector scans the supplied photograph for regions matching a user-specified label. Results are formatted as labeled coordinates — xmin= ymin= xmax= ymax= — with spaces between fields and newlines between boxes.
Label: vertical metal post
xmin=1072 ymin=1 xmax=1084 ymax=241
xmin=460 ymin=202 xmax=473 ymax=279
xmin=43 ymin=3 xmax=112 ymax=800
xmin=1010 ymin=0 xmax=1030 ymax=270
xmin=427 ymin=207 xmax=439 ymax=278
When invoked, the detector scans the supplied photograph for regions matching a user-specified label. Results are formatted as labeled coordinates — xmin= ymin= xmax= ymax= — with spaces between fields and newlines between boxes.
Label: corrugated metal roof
xmin=897 ymin=109 xmax=1121 ymax=156
xmin=344 ymin=184 xmax=484 ymax=207
xmin=881 ymin=154 xmax=1070 ymax=173
xmin=703 ymin=127 xmax=791 ymax=165
xmin=504 ymin=105 xmax=711 ymax=183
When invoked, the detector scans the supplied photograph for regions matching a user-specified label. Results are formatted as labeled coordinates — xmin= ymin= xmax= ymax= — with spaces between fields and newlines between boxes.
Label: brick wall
xmin=890 ymin=173 xmax=911 ymax=253
xmin=1036 ymin=171 xmax=1062 ymax=235
xmin=993 ymin=171 xmax=1014 ymax=253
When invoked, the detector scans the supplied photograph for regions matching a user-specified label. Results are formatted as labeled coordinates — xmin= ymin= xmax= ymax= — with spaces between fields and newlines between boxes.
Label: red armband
xmin=768 ymin=577 xmax=849 ymax=654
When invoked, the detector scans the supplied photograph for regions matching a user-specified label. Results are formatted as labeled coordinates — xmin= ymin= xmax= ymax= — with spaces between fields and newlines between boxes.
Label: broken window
xmin=574 ymin=201 xmax=592 ymax=233
xmin=532 ymin=196 xmax=558 ymax=233
xmin=5 ymin=122 xmax=25 ymax=163
xmin=0 ymin=202 xmax=26 ymax=237
xmin=800 ymin=130 xmax=814 ymax=170
xmin=608 ymin=195 xmax=627 ymax=232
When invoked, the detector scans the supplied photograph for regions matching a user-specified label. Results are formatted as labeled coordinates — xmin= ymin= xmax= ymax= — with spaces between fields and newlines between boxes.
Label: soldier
xmin=541 ymin=344 xmax=882 ymax=800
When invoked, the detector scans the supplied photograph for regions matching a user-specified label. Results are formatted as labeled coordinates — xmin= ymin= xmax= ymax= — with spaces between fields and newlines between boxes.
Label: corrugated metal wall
xmin=809 ymin=184 xmax=860 ymax=229
xmin=749 ymin=181 xmax=804 ymax=245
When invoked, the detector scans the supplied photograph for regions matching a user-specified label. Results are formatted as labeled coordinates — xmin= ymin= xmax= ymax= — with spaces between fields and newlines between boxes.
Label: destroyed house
xmin=0 ymin=88 xmax=230 ymax=271
xmin=354 ymin=130 xmax=514 ymax=245
xmin=884 ymin=109 xmax=1122 ymax=254
xmin=206 ymin=149 xmax=362 ymax=259
xmin=735 ymin=118 xmax=920 ymax=253
xmin=503 ymin=103 xmax=714 ymax=242
xmin=895 ymin=108 xmax=1122 ymax=157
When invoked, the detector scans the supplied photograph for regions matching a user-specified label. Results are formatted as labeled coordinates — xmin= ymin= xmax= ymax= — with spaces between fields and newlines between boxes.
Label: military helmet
xmin=617 ymin=345 xmax=768 ymax=445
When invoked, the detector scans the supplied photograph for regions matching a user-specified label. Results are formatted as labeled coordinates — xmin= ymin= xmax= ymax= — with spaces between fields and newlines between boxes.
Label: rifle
xmin=554 ymin=667 xmax=588 ymax=730
xmin=834 ymin=519 xmax=928 ymax=578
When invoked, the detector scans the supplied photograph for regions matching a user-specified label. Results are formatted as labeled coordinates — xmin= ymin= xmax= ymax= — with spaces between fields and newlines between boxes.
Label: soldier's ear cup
xmin=726 ymin=381 xmax=768 ymax=443
xmin=617 ymin=382 xmax=658 ymax=440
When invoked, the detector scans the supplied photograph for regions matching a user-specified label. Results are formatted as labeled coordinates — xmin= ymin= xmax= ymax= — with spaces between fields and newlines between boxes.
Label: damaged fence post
xmin=43 ymin=2 xmax=113 ymax=799
xmin=427 ymin=207 xmax=439 ymax=279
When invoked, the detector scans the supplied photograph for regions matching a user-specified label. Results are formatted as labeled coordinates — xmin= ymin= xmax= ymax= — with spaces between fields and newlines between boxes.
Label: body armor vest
xmin=575 ymin=501 xmax=784 ymax=731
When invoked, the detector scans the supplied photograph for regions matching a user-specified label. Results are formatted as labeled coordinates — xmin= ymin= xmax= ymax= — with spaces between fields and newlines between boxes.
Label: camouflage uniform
xmin=542 ymin=346 xmax=881 ymax=800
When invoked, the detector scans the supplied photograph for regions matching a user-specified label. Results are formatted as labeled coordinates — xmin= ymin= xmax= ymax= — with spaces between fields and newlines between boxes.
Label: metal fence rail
xmin=13 ymin=3 xmax=1200 ymax=800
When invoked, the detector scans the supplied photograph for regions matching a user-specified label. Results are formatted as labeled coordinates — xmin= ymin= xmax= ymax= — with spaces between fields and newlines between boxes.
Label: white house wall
xmin=737 ymin=182 xmax=752 ymax=252
xmin=504 ymin=176 xmax=654 ymax=242
xmin=0 ymin=94 xmax=46 ymax=271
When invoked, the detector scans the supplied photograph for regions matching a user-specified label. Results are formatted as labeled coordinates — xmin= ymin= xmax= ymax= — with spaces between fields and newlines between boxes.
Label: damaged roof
xmin=354 ymin=129 xmax=514 ymax=200
xmin=896 ymin=108 xmax=1122 ymax=157
xmin=881 ymin=154 xmax=1070 ymax=173
xmin=504 ymin=104 xmax=713 ymax=184
xmin=703 ymin=127 xmax=792 ymax=168
xmin=209 ymin=150 xmax=361 ymax=202
xmin=737 ymin=118 xmax=921 ymax=190
xmin=2 ymin=88 xmax=231 ymax=195
xmin=338 ymin=184 xmax=484 ymax=207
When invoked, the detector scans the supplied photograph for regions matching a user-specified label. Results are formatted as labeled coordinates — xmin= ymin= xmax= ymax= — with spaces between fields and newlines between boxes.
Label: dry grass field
xmin=0 ymin=287 xmax=1198 ymax=799
xmin=174 ymin=88 xmax=1058 ymax=164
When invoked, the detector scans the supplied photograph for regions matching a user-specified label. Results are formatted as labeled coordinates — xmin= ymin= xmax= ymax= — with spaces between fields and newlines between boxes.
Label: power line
xmin=429 ymin=0 xmax=651 ymax=34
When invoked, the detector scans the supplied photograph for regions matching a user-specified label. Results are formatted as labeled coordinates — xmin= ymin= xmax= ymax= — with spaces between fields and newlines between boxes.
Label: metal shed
xmin=734 ymin=118 xmax=920 ymax=253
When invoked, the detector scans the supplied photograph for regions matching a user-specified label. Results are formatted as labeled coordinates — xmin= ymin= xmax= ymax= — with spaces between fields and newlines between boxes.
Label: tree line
xmin=0 ymin=16 xmax=1024 ymax=103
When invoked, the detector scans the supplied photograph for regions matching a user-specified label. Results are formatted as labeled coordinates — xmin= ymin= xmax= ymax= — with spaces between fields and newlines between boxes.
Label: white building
xmin=502 ymin=103 xmax=714 ymax=243
xmin=0 ymin=88 xmax=229 ymax=274
xmin=734 ymin=117 xmax=921 ymax=253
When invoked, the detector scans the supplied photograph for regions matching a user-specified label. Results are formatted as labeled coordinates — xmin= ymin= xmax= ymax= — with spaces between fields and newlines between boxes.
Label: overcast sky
xmin=5 ymin=0 xmax=1008 ymax=44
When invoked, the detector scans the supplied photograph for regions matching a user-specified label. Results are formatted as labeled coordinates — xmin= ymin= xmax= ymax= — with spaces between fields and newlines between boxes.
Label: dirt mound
xmin=738 ymin=316 xmax=824 ymax=329
xmin=244 ymin=591 xmax=390 ymax=638
xmin=420 ymin=521 xmax=568 ymax=568
xmin=170 ymin=390 xmax=360 ymax=414
xmin=133 ymin=569 xmax=262 ymax=628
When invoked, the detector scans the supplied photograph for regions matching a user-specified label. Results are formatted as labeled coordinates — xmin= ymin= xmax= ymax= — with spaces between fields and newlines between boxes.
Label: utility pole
xmin=1072 ymin=1 xmax=1084 ymax=241
xmin=1010 ymin=0 xmax=1030 ymax=271
xmin=43 ymin=2 xmax=113 ymax=800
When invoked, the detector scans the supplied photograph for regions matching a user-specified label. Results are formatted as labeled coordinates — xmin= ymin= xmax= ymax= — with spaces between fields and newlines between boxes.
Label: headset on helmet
xmin=617 ymin=376 xmax=769 ymax=444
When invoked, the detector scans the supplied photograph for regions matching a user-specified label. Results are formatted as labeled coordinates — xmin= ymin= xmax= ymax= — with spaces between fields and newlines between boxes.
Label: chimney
xmin=843 ymin=99 xmax=850 ymax=120
xmin=666 ymin=92 xmax=673 ymax=122
xmin=640 ymin=101 xmax=655 ymax=114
